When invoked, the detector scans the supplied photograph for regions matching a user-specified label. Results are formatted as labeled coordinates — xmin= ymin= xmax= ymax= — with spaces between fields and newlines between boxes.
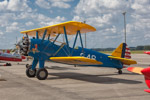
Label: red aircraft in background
xmin=0 ymin=50 xmax=26 ymax=66
xmin=127 ymin=67 xmax=150 ymax=93
xmin=144 ymin=51 xmax=150 ymax=55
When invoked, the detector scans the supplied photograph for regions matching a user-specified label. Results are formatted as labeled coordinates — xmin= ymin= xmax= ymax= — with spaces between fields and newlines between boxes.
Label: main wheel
xmin=36 ymin=68 xmax=48 ymax=80
xmin=26 ymin=66 xmax=36 ymax=77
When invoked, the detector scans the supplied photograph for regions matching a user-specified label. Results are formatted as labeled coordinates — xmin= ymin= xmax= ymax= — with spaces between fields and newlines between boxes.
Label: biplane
xmin=20 ymin=21 xmax=137 ymax=80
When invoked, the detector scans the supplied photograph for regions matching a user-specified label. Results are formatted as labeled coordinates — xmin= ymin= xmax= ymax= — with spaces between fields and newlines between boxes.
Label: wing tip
xmin=144 ymin=89 xmax=150 ymax=93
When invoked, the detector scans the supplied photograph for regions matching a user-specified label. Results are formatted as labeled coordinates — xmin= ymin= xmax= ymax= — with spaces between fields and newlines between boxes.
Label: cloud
xmin=0 ymin=0 xmax=8 ymax=11
xmin=25 ymin=22 xmax=34 ymax=26
xmin=51 ymin=1 xmax=71 ymax=8
xmin=0 ymin=31 xmax=4 ymax=35
xmin=35 ymin=0 xmax=51 ymax=9
xmin=73 ymin=0 xmax=150 ymax=48
xmin=6 ymin=22 xmax=19 ymax=32
xmin=0 ymin=0 xmax=32 ymax=12
xmin=0 ymin=0 xmax=67 ymax=49
xmin=35 ymin=0 xmax=72 ymax=9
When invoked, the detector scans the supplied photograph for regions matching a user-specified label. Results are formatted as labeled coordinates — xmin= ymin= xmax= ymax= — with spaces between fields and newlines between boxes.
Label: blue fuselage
xmin=28 ymin=39 xmax=123 ymax=69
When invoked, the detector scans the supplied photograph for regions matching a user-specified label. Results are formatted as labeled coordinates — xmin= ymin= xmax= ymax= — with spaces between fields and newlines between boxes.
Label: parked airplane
xmin=127 ymin=67 xmax=150 ymax=93
xmin=0 ymin=49 xmax=26 ymax=66
xmin=144 ymin=51 xmax=150 ymax=55
xmin=20 ymin=21 xmax=137 ymax=80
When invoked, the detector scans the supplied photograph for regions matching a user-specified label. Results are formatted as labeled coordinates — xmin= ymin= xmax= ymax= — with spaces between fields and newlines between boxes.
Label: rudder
xmin=111 ymin=43 xmax=126 ymax=58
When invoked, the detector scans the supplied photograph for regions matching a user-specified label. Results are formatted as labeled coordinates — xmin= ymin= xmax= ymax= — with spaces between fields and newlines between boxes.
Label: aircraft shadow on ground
xmin=47 ymin=72 xmax=142 ymax=84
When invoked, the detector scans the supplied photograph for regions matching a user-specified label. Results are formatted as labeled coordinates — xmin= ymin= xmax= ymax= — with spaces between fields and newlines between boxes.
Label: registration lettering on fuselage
xmin=80 ymin=53 xmax=96 ymax=60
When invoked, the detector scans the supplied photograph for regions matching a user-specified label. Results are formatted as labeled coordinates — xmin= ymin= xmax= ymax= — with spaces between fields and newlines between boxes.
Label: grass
xmin=99 ymin=50 xmax=145 ymax=54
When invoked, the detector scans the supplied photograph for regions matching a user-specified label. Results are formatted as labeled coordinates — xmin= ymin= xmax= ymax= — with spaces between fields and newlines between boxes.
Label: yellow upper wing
xmin=21 ymin=21 xmax=96 ymax=37
xmin=50 ymin=56 xmax=103 ymax=65
xmin=108 ymin=56 xmax=137 ymax=65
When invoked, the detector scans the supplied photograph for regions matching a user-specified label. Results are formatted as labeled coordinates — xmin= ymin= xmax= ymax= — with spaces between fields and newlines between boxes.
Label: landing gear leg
xmin=36 ymin=60 xmax=48 ymax=80
xmin=117 ymin=68 xmax=122 ymax=74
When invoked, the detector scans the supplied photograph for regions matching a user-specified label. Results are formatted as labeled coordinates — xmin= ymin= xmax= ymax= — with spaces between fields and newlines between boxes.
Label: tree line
xmin=92 ymin=45 xmax=150 ymax=51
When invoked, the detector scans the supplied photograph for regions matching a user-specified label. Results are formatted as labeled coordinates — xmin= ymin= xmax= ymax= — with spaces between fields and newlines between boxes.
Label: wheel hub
xmin=39 ymin=71 xmax=46 ymax=78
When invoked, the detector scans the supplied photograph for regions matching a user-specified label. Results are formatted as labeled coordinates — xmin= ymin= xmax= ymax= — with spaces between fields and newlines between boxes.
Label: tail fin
xmin=112 ymin=43 xmax=131 ymax=58
xmin=111 ymin=43 xmax=132 ymax=67
xmin=111 ymin=43 xmax=126 ymax=58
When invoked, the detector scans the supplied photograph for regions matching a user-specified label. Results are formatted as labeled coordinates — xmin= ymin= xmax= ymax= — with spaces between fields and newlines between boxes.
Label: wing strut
xmin=71 ymin=30 xmax=84 ymax=56
xmin=42 ymin=29 xmax=47 ymax=43
xmin=71 ymin=31 xmax=79 ymax=55
xmin=63 ymin=26 xmax=70 ymax=55
xmin=48 ymin=34 xmax=50 ymax=40
xmin=78 ymin=30 xmax=84 ymax=53
xmin=36 ymin=31 xmax=39 ymax=39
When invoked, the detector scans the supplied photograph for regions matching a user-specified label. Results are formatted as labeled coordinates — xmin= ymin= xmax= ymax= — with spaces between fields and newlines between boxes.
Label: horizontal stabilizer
xmin=50 ymin=56 xmax=103 ymax=65
xmin=127 ymin=67 xmax=144 ymax=74
xmin=108 ymin=56 xmax=137 ymax=65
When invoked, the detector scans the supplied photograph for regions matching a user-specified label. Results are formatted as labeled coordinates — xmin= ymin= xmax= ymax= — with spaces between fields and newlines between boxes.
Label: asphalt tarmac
xmin=0 ymin=54 xmax=150 ymax=100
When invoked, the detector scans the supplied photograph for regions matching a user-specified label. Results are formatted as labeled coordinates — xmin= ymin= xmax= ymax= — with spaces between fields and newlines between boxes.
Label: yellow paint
xmin=20 ymin=21 xmax=96 ymax=37
xmin=108 ymin=56 xmax=137 ymax=65
xmin=129 ymin=67 xmax=144 ymax=74
xmin=50 ymin=56 xmax=103 ymax=65
xmin=111 ymin=43 xmax=123 ymax=58
xmin=132 ymin=67 xmax=144 ymax=74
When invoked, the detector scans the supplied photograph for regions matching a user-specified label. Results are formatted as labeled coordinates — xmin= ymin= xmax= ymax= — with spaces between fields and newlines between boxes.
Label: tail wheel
xmin=36 ymin=68 xmax=48 ymax=80
xmin=118 ymin=69 xmax=122 ymax=74
xmin=26 ymin=66 xmax=36 ymax=77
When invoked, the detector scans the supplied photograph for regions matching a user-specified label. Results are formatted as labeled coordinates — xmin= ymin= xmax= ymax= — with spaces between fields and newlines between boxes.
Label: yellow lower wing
xmin=108 ymin=56 xmax=137 ymax=65
xmin=50 ymin=56 xmax=103 ymax=65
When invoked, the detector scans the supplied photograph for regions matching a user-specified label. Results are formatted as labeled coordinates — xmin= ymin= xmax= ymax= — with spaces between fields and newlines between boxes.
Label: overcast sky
xmin=0 ymin=0 xmax=150 ymax=49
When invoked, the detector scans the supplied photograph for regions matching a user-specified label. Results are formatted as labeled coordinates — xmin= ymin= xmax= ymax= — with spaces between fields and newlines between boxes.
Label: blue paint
xmin=31 ymin=58 xmax=38 ymax=70
xmin=71 ymin=31 xmax=78 ymax=55
xmin=28 ymin=38 xmax=123 ymax=69
xmin=121 ymin=43 xmax=126 ymax=58
xmin=52 ymin=34 xmax=60 ymax=44
xmin=48 ymin=34 xmax=50 ymax=40
xmin=36 ymin=31 xmax=39 ymax=39
xmin=42 ymin=29 xmax=47 ymax=42
xmin=78 ymin=30 xmax=84 ymax=53
xmin=63 ymin=26 xmax=70 ymax=55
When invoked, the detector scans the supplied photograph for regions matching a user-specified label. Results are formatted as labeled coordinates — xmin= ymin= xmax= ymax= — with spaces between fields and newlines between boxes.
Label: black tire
xmin=26 ymin=64 xmax=30 ymax=68
xmin=8 ymin=63 xmax=11 ymax=66
xmin=6 ymin=63 xmax=11 ymax=66
xmin=36 ymin=68 xmax=48 ymax=80
xmin=26 ymin=66 xmax=36 ymax=77
xmin=118 ymin=70 xmax=122 ymax=74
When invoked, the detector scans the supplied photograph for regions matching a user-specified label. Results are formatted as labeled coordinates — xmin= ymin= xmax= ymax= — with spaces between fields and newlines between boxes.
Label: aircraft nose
xmin=141 ymin=67 xmax=150 ymax=78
